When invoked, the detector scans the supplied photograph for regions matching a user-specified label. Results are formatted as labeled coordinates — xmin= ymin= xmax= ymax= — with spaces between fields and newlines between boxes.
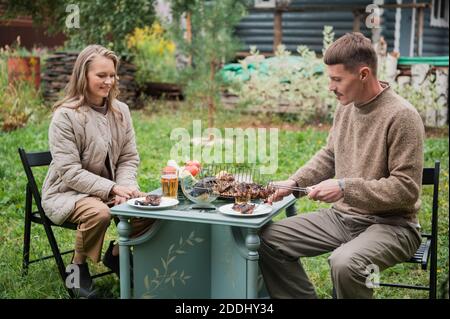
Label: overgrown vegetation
xmin=224 ymin=26 xmax=336 ymax=124
xmin=0 ymin=38 xmax=49 ymax=132
xmin=392 ymin=77 xmax=446 ymax=125
xmin=126 ymin=22 xmax=179 ymax=85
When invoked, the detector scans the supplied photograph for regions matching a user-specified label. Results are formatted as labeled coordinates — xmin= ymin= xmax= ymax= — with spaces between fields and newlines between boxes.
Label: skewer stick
xmin=269 ymin=184 xmax=311 ymax=194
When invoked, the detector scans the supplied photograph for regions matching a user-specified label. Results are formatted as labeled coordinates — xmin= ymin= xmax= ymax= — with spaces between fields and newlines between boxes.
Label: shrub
xmin=0 ymin=39 xmax=48 ymax=132
xmin=126 ymin=22 xmax=179 ymax=85
xmin=226 ymin=26 xmax=336 ymax=124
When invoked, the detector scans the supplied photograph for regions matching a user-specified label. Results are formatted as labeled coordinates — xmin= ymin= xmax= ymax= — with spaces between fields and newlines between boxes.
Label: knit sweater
xmin=289 ymin=82 xmax=425 ymax=226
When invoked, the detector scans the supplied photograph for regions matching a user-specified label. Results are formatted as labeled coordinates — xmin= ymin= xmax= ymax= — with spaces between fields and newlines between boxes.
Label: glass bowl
xmin=179 ymin=168 xmax=219 ymax=209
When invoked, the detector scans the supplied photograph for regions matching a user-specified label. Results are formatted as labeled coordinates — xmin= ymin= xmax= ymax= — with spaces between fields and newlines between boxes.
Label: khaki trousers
xmin=67 ymin=196 xmax=155 ymax=263
xmin=258 ymin=208 xmax=421 ymax=299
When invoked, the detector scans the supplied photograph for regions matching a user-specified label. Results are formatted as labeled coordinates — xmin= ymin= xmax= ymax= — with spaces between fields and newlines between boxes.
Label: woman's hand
xmin=128 ymin=186 xmax=142 ymax=198
xmin=267 ymin=180 xmax=298 ymax=205
xmin=113 ymin=195 xmax=128 ymax=206
xmin=112 ymin=187 xmax=146 ymax=206
xmin=111 ymin=185 xmax=140 ymax=199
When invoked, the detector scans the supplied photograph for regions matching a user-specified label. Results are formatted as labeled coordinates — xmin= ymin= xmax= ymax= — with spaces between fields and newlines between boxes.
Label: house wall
xmin=390 ymin=0 xmax=448 ymax=56
xmin=0 ymin=15 xmax=65 ymax=49
xmin=421 ymin=0 xmax=448 ymax=56
xmin=381 ymin=0 xmax=398 ymax=52
xmin=235 ymin=0 xmax=374 ymax=54
xmin=236 ymin=0 xmax=448 ymax=56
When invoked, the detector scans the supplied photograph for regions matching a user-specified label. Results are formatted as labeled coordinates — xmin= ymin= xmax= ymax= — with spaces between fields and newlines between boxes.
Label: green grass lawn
xmin=0 ymin=102 xmax=448 ymax=298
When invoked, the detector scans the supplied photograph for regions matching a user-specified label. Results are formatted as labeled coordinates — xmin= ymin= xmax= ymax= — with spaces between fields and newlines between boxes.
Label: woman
xmin=42 ymin=45 xmax=153 ymax=298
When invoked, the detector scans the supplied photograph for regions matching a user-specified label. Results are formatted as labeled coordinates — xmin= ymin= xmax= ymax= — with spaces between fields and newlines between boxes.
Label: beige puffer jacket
xmin=42 ymin=99 xmax=139 ymax=225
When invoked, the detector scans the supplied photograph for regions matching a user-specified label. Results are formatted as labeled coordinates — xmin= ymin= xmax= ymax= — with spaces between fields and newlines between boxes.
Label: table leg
xmin=117 ymin=216 xmax=132 ymax=299
xmin=245 ymin=228 xmax=260 ymax=299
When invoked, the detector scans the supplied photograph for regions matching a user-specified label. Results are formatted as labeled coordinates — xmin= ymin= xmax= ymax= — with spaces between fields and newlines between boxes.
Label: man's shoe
xmin=69 ymin=262 xmax=98 ymax=299
xmin=103 ymin=240 xmax=120 ymax=278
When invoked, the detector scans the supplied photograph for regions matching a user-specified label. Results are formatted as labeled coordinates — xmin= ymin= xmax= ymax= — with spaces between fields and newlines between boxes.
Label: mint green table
xmin=110 ymin=191 xmax=296 ymax=299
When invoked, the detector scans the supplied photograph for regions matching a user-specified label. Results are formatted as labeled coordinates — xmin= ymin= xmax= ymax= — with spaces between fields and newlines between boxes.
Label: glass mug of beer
xmin=161 ymin=166 xmax=178 ymax=198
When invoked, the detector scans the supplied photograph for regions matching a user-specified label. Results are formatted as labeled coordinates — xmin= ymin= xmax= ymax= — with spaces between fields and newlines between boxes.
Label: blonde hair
xmin=53 ymin=44 xmax=123 ymax=121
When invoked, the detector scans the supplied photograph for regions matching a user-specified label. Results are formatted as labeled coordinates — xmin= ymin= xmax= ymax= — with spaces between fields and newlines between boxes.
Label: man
xmin=259 ymin=32 xmax=424 ymax=299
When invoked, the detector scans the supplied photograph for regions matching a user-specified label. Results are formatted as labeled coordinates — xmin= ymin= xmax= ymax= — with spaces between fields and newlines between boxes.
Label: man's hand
xmin=267 ymin=179 xmax=297 ymax=205
xmin=307 ymin=179 xmax=343 ymax=203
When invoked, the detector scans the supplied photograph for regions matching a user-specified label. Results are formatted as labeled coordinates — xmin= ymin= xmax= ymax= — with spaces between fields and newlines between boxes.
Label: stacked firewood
xmin=117 ymin=61 xmax=139 ymax=108
xmin=42 ymin=52 xmax=78 ymax=103
xmin=42 ymin=51 xmax=139 ymax=108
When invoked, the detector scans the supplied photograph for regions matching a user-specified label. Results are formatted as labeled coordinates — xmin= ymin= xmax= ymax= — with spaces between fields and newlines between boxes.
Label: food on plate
xmin=146 ymin=194 xmax=162 ymax=206
xmin=135 ymin=194 xmax=162 ymax=206
xmin=232 ymin=203 xmax=256 ymax=214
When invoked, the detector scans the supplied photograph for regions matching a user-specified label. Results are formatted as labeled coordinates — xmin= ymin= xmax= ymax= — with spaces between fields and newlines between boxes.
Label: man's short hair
xmin=324 ymin=32 xmax=378 ymax=76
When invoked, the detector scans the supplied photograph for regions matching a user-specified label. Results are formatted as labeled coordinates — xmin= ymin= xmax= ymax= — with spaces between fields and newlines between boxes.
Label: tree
xmin=170 ymin=0 xmax=248 ymax=134
xmin=1 ymin=0 xmax=156 ymax=58
xmin=63 ymin=0 xmax=156 ymax=57
xmin=1 ymin=0 xmax=66 ymax=34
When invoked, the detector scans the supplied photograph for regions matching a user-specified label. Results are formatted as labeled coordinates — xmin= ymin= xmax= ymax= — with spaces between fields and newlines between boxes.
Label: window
xmin=430 ymin=0 xmax=449 ymax=28
xmin=254 ymin=0 xmax=276 ymax=8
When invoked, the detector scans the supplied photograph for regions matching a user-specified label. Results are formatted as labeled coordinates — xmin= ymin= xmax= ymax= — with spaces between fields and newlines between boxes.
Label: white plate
xmin=218 ymin=203 xmax=273 ymax=217
xmin=127 ymin=196 xmax=179 ymax=210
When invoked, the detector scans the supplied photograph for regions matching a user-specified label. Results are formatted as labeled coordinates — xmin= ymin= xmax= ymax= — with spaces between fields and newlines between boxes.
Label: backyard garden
xmin=0 ymin=0 xmax=448 ymax=299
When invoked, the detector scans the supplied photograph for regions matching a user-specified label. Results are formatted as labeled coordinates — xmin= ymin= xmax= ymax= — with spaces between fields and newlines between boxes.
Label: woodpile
xmin=118 ymin=61 xmax=139 ymax=108
xmin=42 ymin=51 xmax=139 ymax=108
xmin=42 ymin=51 xmax=77 ymax=103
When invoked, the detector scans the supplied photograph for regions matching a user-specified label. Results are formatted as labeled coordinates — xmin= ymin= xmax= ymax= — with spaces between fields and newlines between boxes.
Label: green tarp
xmin=220 ymin=56 xmax=324 ymax=83
xmin=398 ymin=56 xmax=449 ymax=67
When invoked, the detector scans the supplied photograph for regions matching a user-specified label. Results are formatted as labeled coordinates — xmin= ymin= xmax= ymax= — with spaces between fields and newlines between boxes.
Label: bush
xmin=0 ymin=39 xmax=49 ymax=132
xmin=63 ymin=0 xmax=155 ymax=57
xmin=126 ymin=22 xmax=179 ymax=85
xmin=226 ymin=26 xmax=336 ymax=124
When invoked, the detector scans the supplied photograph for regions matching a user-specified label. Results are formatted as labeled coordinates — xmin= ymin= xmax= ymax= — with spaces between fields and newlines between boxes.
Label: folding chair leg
xmin=41 ymin=221 xmax=75 ymax=298
xmin=430 ymin=258 xmax=437 ymax=299
xmin=22 ymin=216 xmax=31 ymax=276
xmin=22 ymin=187 xmax=32 ymax=276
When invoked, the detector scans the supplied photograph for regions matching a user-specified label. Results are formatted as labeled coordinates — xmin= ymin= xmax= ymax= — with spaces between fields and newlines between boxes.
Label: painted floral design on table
xmin=142 ymin=231 xmax=204 ymax=298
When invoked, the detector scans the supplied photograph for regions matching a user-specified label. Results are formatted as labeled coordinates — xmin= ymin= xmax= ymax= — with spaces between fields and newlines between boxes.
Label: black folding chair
xmin=379 ymin=161 xmax=440 ymax=299
xmin=18 ymin=147 xmax=113 ymax=298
